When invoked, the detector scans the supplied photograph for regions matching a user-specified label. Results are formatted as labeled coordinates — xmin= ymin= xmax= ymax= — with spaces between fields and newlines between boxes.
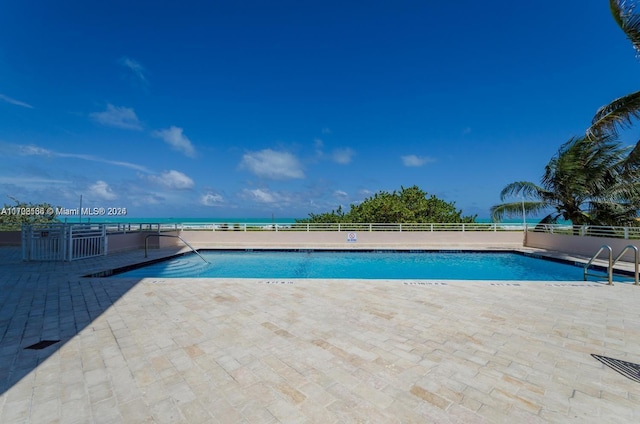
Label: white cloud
xmin=314 ymin=138 xmax=324 ymax=155
xmin=313 ymin=140 xmax=354 ymax=165
xmin=119 ymin=56 xmax=148 ymax=85
xmin=127 ymin=193 xmax=165 ymax=206
xmin=240 ymin=149 xmax=304 ymax=180
xmin=331 ymin=147 xmax=355 ymax=164
xmin=88 ymin=180 xmax=117 ymax=200
xmin=313 ymin=139 xmax=326 ymax=161
xmin=322 ymin=127 xmax=332 ymax=134
xmin=333 ymin=190 xmax=348 ymax=200
xmin=152 ymin=126 xmax=196 ymax=158
xmin=18 ymin=145 xmax=52 ymax=156
xmin=139 ymin=195 xmax=159 ymax=205
xmin=401 ymin=154 xmax=435 ymax=167
xmin=0 ymin=177 xmax=72 ymax=185
xmin=147 ymin=170 xmax=194 ymax=190
xmin=98 ymin=158 xmax=151 ymax=173
xmin=242 ymin=188 xmax=281 ymax=204
xmin=90 ymin=104 xmax=143 ymax=130
xmin=200 ymin=192 xmax=224 ymax=206
xmin=357 ymin=189 xmax=373 ymax=200
xmin=0 ymin=94 xmax=33 ymax=109
xmin=15 ymin=143 xmax=151 ymax=172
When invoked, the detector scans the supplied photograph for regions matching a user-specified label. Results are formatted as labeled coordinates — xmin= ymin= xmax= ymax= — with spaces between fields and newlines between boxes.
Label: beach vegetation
xmin=0 ymin=197 xmax=59 ymax=230
xmin=298 ymin=185 xmax=476 ymax=224
xmin=491 ymin=136 xmax=640 ymax=229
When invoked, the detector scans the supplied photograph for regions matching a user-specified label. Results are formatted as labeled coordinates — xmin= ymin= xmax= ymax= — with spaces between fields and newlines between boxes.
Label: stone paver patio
xmin=1 ymin=246 xmax=640 ymax=423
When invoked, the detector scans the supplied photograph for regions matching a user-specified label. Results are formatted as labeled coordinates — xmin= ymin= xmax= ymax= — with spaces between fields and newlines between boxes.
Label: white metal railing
xmin=22 ymin=223 xmax=107 ymax=261
xmin=111 ymin=222 xmax=527 ymax=232
xmin=105 ymin=223 xmax=163 ymax=234
xmin=69 ymin=225 xmax=107 ymax=260
xmin=46 ymin=221 xmax=640 ymax=240
xmin=22 ymin=225 xmax=66 ymax=261
xmin=527 ymin=223 xmax=640 ymax=240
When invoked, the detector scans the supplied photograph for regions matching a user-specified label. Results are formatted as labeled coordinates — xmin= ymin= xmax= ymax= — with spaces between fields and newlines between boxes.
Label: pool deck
xmin=1 ymin=246 xmax=640 ymax=423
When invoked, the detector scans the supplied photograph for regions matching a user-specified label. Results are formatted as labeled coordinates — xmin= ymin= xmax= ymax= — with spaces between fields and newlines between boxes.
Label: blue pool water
xmin=112 ymin=250 xmax=591 ymax=281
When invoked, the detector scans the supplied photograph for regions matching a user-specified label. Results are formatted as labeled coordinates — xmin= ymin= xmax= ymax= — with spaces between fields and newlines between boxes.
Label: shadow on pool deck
xmin=0 ymin=247 xmax=186 ymax=398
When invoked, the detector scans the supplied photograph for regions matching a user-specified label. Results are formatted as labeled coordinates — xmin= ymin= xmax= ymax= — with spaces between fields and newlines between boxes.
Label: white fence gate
xmin=22 ymin=224 xmax=107 ymax=261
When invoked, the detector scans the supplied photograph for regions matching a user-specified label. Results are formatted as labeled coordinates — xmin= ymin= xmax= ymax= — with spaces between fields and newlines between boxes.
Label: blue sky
xmin=2 ymin=1 xmax=640 ymax=219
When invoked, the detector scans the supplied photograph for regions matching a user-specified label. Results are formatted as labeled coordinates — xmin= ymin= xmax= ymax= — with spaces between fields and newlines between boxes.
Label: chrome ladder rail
xmin=612 ymin=245 xmax=640 ymax=285
xmin=584 ymin=245 xmax=613 ymax=285
xmin=144 ymin=234 xmax=210 ymax=264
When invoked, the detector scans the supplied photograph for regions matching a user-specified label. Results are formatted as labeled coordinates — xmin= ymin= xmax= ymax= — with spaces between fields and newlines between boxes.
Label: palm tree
xmin=491 ymin=136 xmax=640 ymax=229
xmin=587 ymin=0 xmax=640 ymax=139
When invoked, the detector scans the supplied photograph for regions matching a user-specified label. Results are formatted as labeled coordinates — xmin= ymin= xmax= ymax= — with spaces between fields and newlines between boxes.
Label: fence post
xmin=67 ymin=225 xmax=73 ymax=261
xmin=22 ymin=225 xmax=29 ymax=261
xmin=102 ymin=224 xmax=108 ymax=256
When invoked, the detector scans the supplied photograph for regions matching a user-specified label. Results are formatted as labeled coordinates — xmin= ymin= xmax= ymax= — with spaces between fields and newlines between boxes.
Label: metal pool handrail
xmin=612 ymin=245 xmax=640 ymax=285
xmin=144 ymin=234 xmax=209 ymax=264
xmin=584 ymin=245 xmax=613 ymax=285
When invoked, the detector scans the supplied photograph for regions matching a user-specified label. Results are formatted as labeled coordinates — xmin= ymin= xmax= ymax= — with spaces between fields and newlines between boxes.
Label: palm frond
xmin=587 ymin=90 xmax=640 ymax=138
xmin=588 ymin=2 xmax=640 ymax=138
xmin=538 ymin=214 xmax=561 ymax=225
xmin=490 ymin=201 xmax=548 ymax=222
xmin=589 ymin=198 xmax=640 ymax=225
xmin=622 ymin=138 xmax=640 ymax=172
xmin=610 ymin=0 xmax=640 ymax=55
xmin=499 ymin=181 xmax=545 ymax=201
xmin=598 ymin=180 xmax=640 ymax=201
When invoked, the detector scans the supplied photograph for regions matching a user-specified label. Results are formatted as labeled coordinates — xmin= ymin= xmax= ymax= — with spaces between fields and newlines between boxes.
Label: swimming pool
xmin=110 ymin=250 xmax=597 ymax=281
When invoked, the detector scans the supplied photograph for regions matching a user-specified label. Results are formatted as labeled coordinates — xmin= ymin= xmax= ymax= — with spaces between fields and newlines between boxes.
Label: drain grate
xmin=25 ymin=340 xmax=60 ymax=350
xmin=592 ymin=354 xmax=640 ymax=383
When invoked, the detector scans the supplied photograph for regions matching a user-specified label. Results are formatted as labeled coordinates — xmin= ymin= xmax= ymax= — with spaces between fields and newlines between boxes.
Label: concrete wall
xmin=172 ymin=229 xmax=526 ymax=250
xmin=0 ymin=231 xmax=21 ymax=246
xmin=107 ymin=232 xmax=145 ymax=253
xmin=158 ymin=232 xmax=181 ymax=248
xmin=106 ymin=231 xmax=161 ymax=253
xmin=13 ymin=225 xmax=640 ymax=261
xmin=525 ymin=231 xmax=640 ymax=261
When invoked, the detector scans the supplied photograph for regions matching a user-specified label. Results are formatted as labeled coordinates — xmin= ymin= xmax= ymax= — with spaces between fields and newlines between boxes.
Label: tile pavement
xmin=1 ymin=246 xmax=640 ymax=423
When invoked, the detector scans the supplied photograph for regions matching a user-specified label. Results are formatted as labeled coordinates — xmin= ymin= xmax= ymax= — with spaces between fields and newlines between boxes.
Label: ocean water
xmin=57 ymin=216 xmax=299 ymax=225
xmin=58 ymin=216 xmax=546 ymax=225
